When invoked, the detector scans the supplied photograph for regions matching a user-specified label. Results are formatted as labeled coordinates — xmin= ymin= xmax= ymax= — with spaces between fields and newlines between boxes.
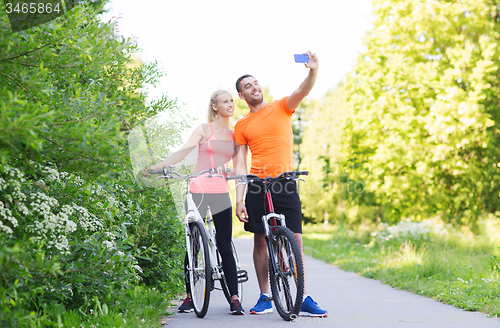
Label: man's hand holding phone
xmin=295 ymin=51 xmax=319 ymax=70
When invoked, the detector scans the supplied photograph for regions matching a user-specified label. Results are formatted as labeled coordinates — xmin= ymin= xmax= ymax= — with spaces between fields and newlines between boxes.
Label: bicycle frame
xmin=261 ymin=185 xmax=293 ymax=278
xmin=262 ymin=191 xmax=287 ymax=237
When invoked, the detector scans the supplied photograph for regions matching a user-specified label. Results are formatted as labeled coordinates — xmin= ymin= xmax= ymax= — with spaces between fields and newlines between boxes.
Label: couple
xmin=146 ymin=51 xmax=327 ymax=317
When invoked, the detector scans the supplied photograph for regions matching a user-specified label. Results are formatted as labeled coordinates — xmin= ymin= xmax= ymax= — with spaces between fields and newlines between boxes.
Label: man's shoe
xmin=230 ymin=299 xmax=245 ymax=315
xmin=299 ymin=295 xmax=328 ymax=317
xmin=178 ymin=297 xmax=194 ymax=313
xmin=250 ymin=293 xmax=273 ymax=314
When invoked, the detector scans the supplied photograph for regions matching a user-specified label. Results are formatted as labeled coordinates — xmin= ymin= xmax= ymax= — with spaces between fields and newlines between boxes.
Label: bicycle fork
xmin=184 ymin=195 xmax=205 ymax=284
xmin=184 ymin=220 xmax=194 ymax=285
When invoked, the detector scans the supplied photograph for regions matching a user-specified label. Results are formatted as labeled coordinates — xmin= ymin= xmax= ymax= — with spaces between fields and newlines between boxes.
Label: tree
xmin=0 ymin=4 xmax=186 ymax=326
xmin=344 ymin=0 xmax=500 ymax=225
xmin=300 ymin=87 xmax=363 ymax=225
xmin=0 ymin=4 xmax=172 ymax=176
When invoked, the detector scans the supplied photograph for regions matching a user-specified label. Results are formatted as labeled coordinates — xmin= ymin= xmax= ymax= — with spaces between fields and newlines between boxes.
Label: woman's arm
xmin=143 ymin=124 xmax=205 ymax=173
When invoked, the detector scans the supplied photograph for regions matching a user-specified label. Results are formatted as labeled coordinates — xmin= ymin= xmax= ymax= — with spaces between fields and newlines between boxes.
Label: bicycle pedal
xmin=237 ymin=270 xmax=249 ymax=283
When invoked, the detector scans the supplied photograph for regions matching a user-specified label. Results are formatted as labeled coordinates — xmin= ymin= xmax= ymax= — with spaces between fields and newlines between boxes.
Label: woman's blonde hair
xmin=207 ymin=90 xmax=230 ymax=122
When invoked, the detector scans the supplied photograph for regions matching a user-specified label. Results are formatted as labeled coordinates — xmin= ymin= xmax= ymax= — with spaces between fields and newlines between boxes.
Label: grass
xmin=302 ymin=221 xmax=500 ymax=316
xmin=35 ymin=286 xmax=175 ymax=328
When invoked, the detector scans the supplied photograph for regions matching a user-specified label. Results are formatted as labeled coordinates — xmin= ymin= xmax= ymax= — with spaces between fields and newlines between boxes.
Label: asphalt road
xmin=163 ymin=235 xmax=499 ymax=327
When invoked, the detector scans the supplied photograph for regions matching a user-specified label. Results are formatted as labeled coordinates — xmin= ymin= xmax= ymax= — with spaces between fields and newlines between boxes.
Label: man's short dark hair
xmin=236 ymin=74 xmax=254 ymax=93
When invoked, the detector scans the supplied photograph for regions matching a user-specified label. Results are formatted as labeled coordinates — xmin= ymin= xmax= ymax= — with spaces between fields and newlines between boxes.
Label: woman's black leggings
xmin=184 ymin=193 xmax=238 ymax=297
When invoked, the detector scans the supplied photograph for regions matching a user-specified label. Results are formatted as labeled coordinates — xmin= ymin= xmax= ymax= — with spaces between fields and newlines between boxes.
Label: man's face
xmin=238 ymin=77 xmax=263 ymax=106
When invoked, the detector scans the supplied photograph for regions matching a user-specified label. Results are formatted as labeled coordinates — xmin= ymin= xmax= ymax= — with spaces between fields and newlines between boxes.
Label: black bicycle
xmin=228 ymin=171 xmax=307 ymax=321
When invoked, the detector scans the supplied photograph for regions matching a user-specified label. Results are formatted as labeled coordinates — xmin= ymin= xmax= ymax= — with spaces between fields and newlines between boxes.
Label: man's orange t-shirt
xmin=234 ymin=97 xmax=294 ymax=178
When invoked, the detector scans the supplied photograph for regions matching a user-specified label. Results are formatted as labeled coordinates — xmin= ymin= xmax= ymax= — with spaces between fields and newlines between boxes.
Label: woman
xmin=142 ymin=90 xmax=244 ymax=315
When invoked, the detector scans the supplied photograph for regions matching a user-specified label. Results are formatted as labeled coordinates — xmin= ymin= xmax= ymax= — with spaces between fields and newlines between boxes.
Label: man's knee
xmin=253 ymin=233 xmax=267 ymax=252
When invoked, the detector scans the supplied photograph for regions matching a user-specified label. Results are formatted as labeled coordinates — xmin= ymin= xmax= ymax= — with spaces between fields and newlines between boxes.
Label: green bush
xmin=0 ymin=2 xmax=186 ymax=326
xmin=0 ymin=163 xmax=185 ymax=326
xmin=95 ymin=170 xmax=185 ymax=293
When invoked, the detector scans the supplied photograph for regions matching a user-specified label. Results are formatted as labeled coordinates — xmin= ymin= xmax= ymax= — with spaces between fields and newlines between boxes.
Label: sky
xmin=101 ymin=0 xmax=374 ymax=134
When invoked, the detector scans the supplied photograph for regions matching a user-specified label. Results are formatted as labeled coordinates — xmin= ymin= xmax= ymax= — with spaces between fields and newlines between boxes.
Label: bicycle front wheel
xmin=188 ymin=221 xmax=211 ymax=318
xmin=268 ymin=226 xmax=304 ymax=321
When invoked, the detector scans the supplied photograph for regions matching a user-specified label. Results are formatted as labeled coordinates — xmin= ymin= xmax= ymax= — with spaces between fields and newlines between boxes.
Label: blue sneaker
xmin=299 ymin=296 xmax=328 ymax=317
xmin=250 ymin=293 xmax=273 ymax=314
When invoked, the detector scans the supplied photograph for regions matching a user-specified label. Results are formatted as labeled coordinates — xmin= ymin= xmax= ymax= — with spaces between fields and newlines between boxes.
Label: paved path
xmin=163 ymin=236 xmax=499 ymax=327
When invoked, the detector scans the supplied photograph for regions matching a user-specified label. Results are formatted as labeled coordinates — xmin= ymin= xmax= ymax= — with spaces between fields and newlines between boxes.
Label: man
xmin=234 ymin=51 xmax=327 ymax=317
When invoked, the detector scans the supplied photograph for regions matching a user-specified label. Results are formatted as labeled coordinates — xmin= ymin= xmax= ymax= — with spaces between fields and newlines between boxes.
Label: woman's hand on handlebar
xmin=141 ymin=166 xmax=151 ymax=177
xmin=214 ymin=165 xmax=234 ymax=176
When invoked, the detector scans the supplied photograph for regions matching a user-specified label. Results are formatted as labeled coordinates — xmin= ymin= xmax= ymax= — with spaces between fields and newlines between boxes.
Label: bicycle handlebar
xmin=147 ymin=167 xmax=225 ymax=180
xmin=226 ymin=171 xmax=309 ymax=182
xmin=148 ymin=169 xmax=167 ymax=175
xmin=147 ymin=167 xmax=308 ymax=184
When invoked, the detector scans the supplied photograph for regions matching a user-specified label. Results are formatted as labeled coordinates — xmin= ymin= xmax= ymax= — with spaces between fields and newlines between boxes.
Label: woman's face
xmin=214 ymin=93 xmax=234 ymax=117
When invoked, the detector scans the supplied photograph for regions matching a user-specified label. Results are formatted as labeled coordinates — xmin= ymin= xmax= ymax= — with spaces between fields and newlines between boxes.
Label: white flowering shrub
xmin=0 ymin=164 xmax=112 ymax=253
xmin=370 ymin=217 xmax=449 ymax=242
xmin=0 ymin=162 xmax=184 ymax=327
xmin=0 ymin=166 xmax=26 ymax=234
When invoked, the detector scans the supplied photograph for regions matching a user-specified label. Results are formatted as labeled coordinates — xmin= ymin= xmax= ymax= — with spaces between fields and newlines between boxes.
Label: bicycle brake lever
xmin=297 ymin=178 xmax=306 ymax=183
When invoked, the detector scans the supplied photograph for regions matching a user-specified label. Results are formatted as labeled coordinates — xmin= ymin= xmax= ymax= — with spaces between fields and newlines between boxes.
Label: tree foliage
xmin=0 ymin=3 xmax=171 ymax=176
xmin=343 ymin=0 xmax=500 ymax=224
xmin=0 ymin=4 xmax=185 ymax=326
xmin=300 ymin=88 xmax=349 ymax=223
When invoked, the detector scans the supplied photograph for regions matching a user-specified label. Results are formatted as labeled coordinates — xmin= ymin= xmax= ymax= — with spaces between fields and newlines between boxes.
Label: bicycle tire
xmin=220 ymin=241 xmax=244 ymax=304
xmin=188 ymin=221 xmax=211 ymax=318
xmin=268 ymin=226 xmax=304 ymax=321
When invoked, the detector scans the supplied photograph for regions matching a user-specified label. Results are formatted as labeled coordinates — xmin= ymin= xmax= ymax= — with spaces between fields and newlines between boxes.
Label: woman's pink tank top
xmin=190 ymin=123 xmax=235 ymax=194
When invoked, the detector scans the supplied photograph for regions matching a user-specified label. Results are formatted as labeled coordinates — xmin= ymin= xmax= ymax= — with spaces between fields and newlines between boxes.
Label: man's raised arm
xmin=286 ymin=50 xmax=319 ymax=112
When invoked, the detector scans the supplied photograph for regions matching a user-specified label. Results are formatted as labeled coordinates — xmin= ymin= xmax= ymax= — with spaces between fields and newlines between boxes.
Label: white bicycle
xmin=149 ymin=166 xmax=248 ymax=318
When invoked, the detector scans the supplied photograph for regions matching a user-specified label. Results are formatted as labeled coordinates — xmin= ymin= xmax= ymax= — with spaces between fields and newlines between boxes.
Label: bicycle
xmin=227 ymin=170 xmax=308 ymax=321
xmin=148 ymin=167 xmax=248 ymax=318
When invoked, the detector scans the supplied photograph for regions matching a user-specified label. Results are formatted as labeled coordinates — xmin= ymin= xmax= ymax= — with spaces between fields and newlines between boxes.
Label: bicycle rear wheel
xmin=188 ymin=221 xmax=211 ymax=318
xmin=268 ymin=226 xmax=304 ymax=321
xmin=220 ymin=241 xmax=245 ymax=304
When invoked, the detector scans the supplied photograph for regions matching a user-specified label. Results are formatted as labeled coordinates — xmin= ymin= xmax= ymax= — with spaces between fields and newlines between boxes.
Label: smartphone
xmin=294 ymin=54 xmax=309 ymax=63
